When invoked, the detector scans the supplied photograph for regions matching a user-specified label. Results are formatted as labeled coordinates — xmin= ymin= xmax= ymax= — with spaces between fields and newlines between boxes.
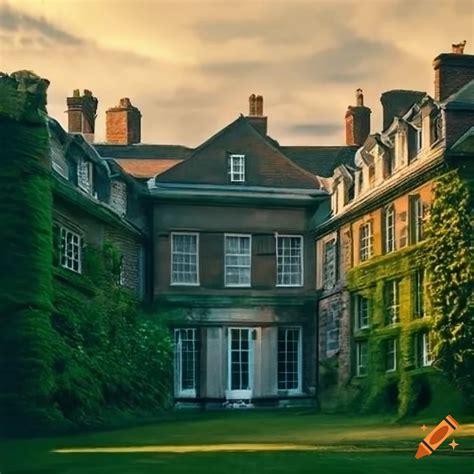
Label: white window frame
xmin=409 ymin=195 xmax=424 ymax=244
xmin=277 ymin=327 xmax=302 ymax=394
xmin=228 ymin=154 xmax=245 ymax=183
xmin=58 ymin=225 xmax=82 ymax=274
xmin=224 ymin=234 xmax=252 ymax=287
xmin=415 ymin=127 xmax=422 ymax=154
xmin=276 ymin=234 xmax=304 ymax=287
xmin=422 ymin=332 xmax=433 ymax=367
xmin=359 ymin=221 xmax=373 ymax=262
xmin=170 ymin=232 xmax=199 ymax=286
xmin=227 ymin=327 xmax=254 ymax=399
xmin=385 ymin=338 xmax=397 ymax=372
xmin=355 ymin=295 xmax=369 ymax=330
xmin=356 ymin=340 xmax=368 ymax=376
xmin=384 ymin=206 xmax=396 ymax=253
xmin=174 ymin=328 xmax=198 ymax=398
xmin=385 ymin=280 xmax=400 ymax=325
xmin=413 ymin=269 xmax=425 ymax=318
xmin=78 ymin=158 xmax=93 ymax=194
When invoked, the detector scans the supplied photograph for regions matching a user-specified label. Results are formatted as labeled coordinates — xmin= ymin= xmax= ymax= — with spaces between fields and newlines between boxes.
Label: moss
xmin=0 ymin=73 xmax=60 ymax=434
xmin=345 ymin=170 xmax=472 ymax=417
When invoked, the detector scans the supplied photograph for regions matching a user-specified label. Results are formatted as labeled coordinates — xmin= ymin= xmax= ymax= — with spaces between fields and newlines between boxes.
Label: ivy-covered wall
xmin=344 ymin=170 xmax=472 ymax=417
xmin=0 ymin=72 xmax=173 ymax=435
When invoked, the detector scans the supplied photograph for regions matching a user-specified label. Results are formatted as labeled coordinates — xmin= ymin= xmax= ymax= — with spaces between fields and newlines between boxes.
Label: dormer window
xmin=228 ymin=154 xmax=245 ymax=183
xmin=78 ymin=158 xmax=93 ymax=194
xmin=415 ymin=127 xmax=422 ymax=153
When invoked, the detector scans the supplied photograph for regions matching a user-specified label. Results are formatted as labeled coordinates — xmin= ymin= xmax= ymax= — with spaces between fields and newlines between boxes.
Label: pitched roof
xmin=156 ymin=116 xmax=321 ymax=189
xmin=280 ymin=145 xmax=358 ymax=177
xmin=450 ymin=125 xmax=474 ymax=154
xmin=115 ymin=159 xmax=183 ymax=178
xmin=93 ymin=143 xmax=193 ymax=160
xmin=443 ymin=79 xmax=474 ymax=109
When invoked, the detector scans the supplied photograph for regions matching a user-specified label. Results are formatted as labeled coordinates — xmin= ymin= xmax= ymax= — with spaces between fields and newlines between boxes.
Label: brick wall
xmin=110 ymin=180 xmax=128 ymax=215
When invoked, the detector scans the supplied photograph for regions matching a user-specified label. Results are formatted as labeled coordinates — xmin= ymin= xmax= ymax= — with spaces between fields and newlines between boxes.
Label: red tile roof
xmin=116 ymin=159 xmax=183 ymax=178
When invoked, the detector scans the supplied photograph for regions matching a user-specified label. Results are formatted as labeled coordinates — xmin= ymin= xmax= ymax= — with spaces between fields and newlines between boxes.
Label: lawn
xmin=1 ymin=410 xmax=473 ymax=473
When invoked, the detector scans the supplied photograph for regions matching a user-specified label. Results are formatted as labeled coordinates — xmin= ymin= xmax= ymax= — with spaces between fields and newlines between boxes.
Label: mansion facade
xmin=16 ymin=45 xmax=473 ymax=410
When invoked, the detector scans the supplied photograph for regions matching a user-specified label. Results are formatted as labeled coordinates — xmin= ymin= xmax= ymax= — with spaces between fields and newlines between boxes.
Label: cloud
xmin=0 ymin=4 xmax=82 ymax=45
xmin=289 ymin=123 xmax=342 ymax=136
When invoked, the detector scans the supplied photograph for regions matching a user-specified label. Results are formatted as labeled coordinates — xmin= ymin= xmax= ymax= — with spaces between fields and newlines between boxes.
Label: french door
xmin=227 ymin=328 xmax=254 ymax=399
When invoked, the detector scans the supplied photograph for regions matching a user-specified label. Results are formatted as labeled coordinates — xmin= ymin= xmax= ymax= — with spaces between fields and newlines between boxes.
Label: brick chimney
xmin=106 ymin=98 xmax=141 ymax=145
xmin=380 ymin=90 xmax=425 ymax=130
xmin=66 ymin=89 xmax=98 ymax=142
xmin=433 ymin=41 xmax=474 ymax=101
xmin=246 ymin=94 xmax=267 ymax=135
xmin=345 ymin=89 xmax=371 ymax=146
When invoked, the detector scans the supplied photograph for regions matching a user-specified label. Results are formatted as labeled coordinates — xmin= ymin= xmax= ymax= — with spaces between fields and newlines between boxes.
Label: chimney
xmin=246 ymin=93 xmax=267 ymax=135
xmin=106 ymin=97 xmax=141 ymax=145
xmin=345 ymin=89 xmax=371 ymax=146
xmin=433 ymin=41 xmax=474 ymax=101
xmin=380 ymin=90 xmax=426 ymax=130
xmin=66 ymin=89 xmax=98 ymax=143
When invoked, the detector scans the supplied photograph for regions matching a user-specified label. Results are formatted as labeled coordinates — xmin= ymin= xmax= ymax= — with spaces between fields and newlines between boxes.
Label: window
xmin=355 ymin=295 xmax=369 ymax=330
xmin=276 ymin=235 xmax=303 ymax=286
xmin=225 ymin=234 xmax=251 ymax=287
xmin=356 ymin=340 xmax=368 ymax=376
xmin=357 ymin=170 xmax=363 ymax=193
xmin=412 ymin=269 xmax=425 ymax=318
xmin=415 ymin=332 xmax=433 ymax=367
xmin=326 ymin=305 xmax=339 ymax=355
xmin=228 ymin=154 xmax=245 ymax=182
xmin=384 ymin=206 xmax=396 ymax=253
xmin=78 ymin=158 xmax=93 ymax=193
xmin=431 ymin=114 xmax=443 ymax=144
xmin=322 ymin=239 xmax=337 ymax=289
xmin=359 ymin=221 xmax=373 ymax=262
xmin=384 ymin=280 xmax=400 ymax=324
xmin=385 ymin=338 xmax=397 ymax=372
xmin=415 ymin=128 xmax=422 ymax=153
xmin=171 ymin=233 xmax=199 ymax=285
xmin=409 ymin=195 xmax=424 ymax=244
xmin=278 ymin=327 xmax=301 ymax=392
xmin=175 ymin=329 xmax=198 ymax=397
xmin=57 ymin=226 xmax=82 ymax=273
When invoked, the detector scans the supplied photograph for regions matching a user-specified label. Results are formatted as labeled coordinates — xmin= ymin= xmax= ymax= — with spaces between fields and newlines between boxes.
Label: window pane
xmin=277 ymin=236 xmax=303 ymax=286
xmin=225 ymin=235 xmax=251 ymax=286
xmin=278 ymin=328 xmax=301 ymax=390
xmin=172 ymin=234 xmax=198 ymax=284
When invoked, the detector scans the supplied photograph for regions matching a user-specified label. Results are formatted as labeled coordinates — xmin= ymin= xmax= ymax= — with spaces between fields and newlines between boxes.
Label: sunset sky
xmin=1 ymin=0 xmax=473 ymax=146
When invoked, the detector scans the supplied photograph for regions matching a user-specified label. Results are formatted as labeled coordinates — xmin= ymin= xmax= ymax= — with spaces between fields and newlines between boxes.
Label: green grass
xmin=1 ymin=410 xmax=473 ymax=473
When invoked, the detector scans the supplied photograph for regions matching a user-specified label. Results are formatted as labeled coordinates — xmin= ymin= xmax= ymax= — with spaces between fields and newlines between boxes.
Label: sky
xmin=1 ymin=0 xmax=473 ymax=146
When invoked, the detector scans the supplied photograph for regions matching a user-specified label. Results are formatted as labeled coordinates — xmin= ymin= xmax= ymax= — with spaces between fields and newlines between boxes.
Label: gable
xmin=156 ymin=117 xmax=320 ymax=189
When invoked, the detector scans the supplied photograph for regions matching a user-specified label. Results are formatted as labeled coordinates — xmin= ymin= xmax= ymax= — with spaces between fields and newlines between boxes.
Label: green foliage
xmin=0 ymin=86 xmax=60 ymax=434
xmin=423 ymin=170 xmax=474 ymax=407
xmin=51 ymin=242 xmax=174 ymax=428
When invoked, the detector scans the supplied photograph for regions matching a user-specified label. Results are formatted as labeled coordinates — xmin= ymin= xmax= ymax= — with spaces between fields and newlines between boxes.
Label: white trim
xmin=385 ymin=338 xmax=397 ymax=372
xmin=228 ymin=154 xmax=246 ymax=183
xmin=174 ymin=328 xmax=197 ymax=398
xmin=226 ymin=327 xmax=254 ymax=400
xmin=170 ymin=232 xmax=200 ymax=286
xmin=57 ymin=224 xmax=83 ymax=274
xmin=355 ymin=295 xmax=369 ymax=330
xmin=277 ymin=326 xmax=302 ymax=395
xmin=356 ymin=340 xmax=368 ymax=376
xmin=275 ymin=234 xmax=304 ymax=287
xmin=224 ymin=233 xmax=252 ymax=288
xmin=78 ymin=159 xmax=93 ymax=194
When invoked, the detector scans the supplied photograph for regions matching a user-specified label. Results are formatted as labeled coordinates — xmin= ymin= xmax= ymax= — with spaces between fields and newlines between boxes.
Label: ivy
xmin=422 ymin=170 xmax=474 ymax=408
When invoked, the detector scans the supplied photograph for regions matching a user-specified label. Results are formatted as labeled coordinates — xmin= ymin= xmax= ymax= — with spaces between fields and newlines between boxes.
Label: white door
xmin=227 ymin=328 xmax=254 ymax=400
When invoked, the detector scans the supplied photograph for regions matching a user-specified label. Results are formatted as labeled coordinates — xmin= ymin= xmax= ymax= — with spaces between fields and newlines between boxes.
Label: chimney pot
xmin=246 ymin=94 xmax=267 ymax=135
xmin=249 ymin=94 xmax=257 ymax=116
xmin=66 ymin=89 xmax=98 ymax=142
xmin=256 ymin=95 xmax=263 ymax=116
xmin=452 ymin=40 xmax=467 ymax=54
xmin=345 ymin=89 xmax=371 ymax=146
